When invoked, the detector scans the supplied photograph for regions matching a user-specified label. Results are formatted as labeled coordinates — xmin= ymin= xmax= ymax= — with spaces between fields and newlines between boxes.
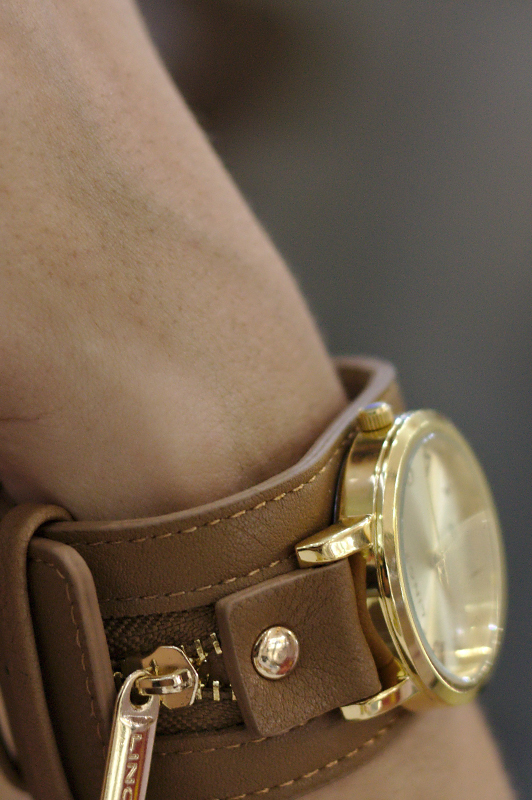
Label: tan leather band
xmin=216 ymin=559 xmax=382 ymax=736
xmin=0 ymin=356 xmax=412 ymax=800
xmin=40 ymin=357 xmax=402 ymax=619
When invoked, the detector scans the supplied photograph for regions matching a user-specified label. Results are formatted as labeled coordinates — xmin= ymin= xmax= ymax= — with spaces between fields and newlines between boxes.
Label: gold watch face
xmin=375 ymin=411 xmax=506 ymax=704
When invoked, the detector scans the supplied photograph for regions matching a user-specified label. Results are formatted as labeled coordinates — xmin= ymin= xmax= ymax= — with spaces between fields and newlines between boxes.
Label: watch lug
xmin=341 ymin=674 xmax=418 ymax=720
xmin=337 ymin=432 xmax=385 ymax=522
xmin=296 ymin=515 xmax=372 ymax=567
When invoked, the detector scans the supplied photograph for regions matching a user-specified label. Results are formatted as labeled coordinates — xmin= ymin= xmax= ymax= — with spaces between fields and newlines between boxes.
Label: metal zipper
xmin=101 ymin=635 xmax=234 ymax=800
xmin=115 ymin=633 xmax=236 ymax=705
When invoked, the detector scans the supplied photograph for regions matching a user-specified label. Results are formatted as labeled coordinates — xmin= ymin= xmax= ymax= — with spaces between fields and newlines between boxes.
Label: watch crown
xmin=357 ymin=402 xmax=395 ymax=432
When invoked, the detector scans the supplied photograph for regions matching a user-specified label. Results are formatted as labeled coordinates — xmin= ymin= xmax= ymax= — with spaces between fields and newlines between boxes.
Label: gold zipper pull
xmin=138 ymin=646 xmax=199 ymax=710
xmin=101 ymin=648 xmax=199 ymax=800
xmin=100 ymin=670 xmax=160 ymax=800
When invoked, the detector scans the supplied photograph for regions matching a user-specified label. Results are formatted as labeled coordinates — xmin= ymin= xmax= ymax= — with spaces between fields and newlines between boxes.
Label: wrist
xmin=0 ymin=358 xmax=514 ymax=800
xmin=0 ymin=340 xmax=346 ymax=520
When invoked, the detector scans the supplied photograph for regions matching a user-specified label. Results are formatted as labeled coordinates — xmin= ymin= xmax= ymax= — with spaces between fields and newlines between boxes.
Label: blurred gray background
xmin=138 ymin=1 xmax=531 ymax=795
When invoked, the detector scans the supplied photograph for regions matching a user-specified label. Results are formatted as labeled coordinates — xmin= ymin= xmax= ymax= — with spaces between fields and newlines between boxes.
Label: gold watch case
xmin=296 ymin=404 xmax=507 ymax=719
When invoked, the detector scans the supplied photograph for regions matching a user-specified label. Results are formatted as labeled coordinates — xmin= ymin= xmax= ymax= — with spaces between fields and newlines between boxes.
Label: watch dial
xmin=398 ymin=430 xmax=504 ymax=688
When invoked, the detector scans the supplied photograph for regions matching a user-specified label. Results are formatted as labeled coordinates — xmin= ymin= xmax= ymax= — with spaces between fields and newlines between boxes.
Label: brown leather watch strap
xmin=0 ymin=356 xmax=411 ymax=800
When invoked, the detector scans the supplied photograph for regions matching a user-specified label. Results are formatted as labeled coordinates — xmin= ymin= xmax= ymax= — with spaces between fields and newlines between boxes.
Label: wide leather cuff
xmin=0 ymin=356 xmax=412 ymax=800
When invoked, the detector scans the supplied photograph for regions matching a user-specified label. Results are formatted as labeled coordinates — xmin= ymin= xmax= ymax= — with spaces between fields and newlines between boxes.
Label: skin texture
xmin=0 ymin=1 xmax=515 ymax=798
xmin=305 ymin=704 xmax=515 ymax=800
xmin=0 ymin=0 xmax=346 ymax=520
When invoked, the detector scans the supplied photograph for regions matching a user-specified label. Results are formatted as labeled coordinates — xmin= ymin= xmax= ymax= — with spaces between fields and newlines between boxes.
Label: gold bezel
xmin=372 ymin=410 xmax=507 ymax=706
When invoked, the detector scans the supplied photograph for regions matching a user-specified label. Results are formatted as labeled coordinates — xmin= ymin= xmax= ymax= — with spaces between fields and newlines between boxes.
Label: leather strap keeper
xmin=216 ymin=560 xmax=381 ymax=736
xmin=0 ymin=356 xmax=412 ymax=800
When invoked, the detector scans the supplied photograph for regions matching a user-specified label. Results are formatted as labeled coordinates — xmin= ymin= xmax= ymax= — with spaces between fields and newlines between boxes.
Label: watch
xmin=0 ymin=357 xmax=507 ymax=800
xmin=296 ymin=401 xmax=507 ymax=718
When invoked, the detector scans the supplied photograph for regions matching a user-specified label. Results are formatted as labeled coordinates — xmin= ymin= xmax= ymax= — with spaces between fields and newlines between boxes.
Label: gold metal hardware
xmin=356 ymin=402 xmax=395 ymax=433
xmin=195 ymin=639 xmax=207 ymax=664
xmin=118 ymin=634 xmax=236 ymax=709
xmin=294 ymin=404 xmax=506 ymax=720
xmin=295 ymin=403 xmax=390 ymax=569
xmin=296 ymin=400 xmax=392 ymax=568
xmin=101 ymin=649 xmax=205 ymax=800
xmin=296 ymin=516 xmax=372 ymax=566
xmin=372 ymin=410 xmax=506 ymax=706
xmin=341 ymin=673 xmax=418 ymax=720
xmin=100 ymin=670 xmax=160 ymax=800
xmin=252 ymin=626 xmax=300 ymax=679
xmin=139 ymin=646 xmax=199 ymax=710
xmin=136 ymin=669 xmax=195 ymax=698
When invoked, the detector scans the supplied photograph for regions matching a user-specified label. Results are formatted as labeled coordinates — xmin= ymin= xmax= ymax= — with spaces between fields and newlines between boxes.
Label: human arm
xmin=0 ymin=2 xmax=514 ymax=798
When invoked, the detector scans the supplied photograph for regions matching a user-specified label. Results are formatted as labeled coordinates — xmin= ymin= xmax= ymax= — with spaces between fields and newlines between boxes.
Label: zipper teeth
xmin=116 ymin=632 xmax=236 ymax=704
xmin=183 ymin=633 xmax=236 ymax=703
xmin=181 ymin=633 xmax=223 ymax=667
xmin=196 ymin=684 xmax=236 ymax=703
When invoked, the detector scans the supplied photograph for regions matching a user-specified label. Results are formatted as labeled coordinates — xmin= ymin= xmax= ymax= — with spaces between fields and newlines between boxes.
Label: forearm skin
xmin=0 ymin=3 xmax=515 ymax=798
xmin=0 ymin=0 xmax=345 ymax=520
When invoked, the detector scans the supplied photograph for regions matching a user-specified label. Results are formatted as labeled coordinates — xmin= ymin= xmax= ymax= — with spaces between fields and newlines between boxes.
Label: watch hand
xmin=433 ymin=510 xmax=489 ymax=566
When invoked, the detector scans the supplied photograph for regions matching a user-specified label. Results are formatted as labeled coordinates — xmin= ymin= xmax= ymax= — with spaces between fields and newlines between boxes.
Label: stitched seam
xmin=32 ymin=557 xmax=106 ymax=755
xmin=70 ymin=431 xmax=355 ymax=548
xmin=216 ymin=719 xmax=397 ymax=800
xmin=159 ymin=719 xmax=311 ymax=756
xmin=164 ymin=736 xmax=267 ymax=757
xmin=100 ymin=555 xmax=296 ymax=604
xmin=158 ymin=717 xmax=399 ymax=799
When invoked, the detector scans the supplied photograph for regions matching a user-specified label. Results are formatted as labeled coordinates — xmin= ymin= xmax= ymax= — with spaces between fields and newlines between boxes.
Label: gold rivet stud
xmin=252 ymin=626 xmax=299 ymax=680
